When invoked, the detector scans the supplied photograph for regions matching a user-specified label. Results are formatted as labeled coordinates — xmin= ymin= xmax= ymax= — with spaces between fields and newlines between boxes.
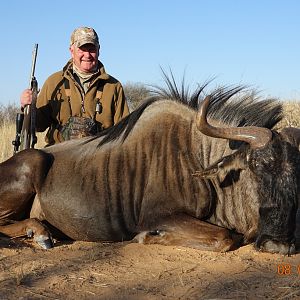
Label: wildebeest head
xmin=196 ymin=96 xmax=299 ymax=255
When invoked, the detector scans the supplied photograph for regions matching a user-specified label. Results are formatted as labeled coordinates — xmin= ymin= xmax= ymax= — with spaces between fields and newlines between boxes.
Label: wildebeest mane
xmin=91 ymin=72 xmax=283 ymax=148
xmin=206 ymin=88 xmax=283 ymax=128
xmin=150 ymin=69 xmax=283 ymax=129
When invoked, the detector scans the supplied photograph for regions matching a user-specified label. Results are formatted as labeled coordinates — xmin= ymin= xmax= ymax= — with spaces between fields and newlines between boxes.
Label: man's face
xmin=70 ymin=43 xmax=99 ymax=73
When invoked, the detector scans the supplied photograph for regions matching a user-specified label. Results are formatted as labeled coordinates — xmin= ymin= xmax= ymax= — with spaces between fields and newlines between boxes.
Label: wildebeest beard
xmin=249 ymin=133 xmax=300 ymax=253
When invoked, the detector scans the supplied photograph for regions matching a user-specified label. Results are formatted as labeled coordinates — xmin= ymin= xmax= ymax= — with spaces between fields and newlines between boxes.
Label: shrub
xmin=124 ymin=82 xmax=151 ymax=111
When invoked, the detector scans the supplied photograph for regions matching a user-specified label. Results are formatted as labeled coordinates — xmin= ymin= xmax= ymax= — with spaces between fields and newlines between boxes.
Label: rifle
xmin=12 ymin=44 xmax=38 ymax=154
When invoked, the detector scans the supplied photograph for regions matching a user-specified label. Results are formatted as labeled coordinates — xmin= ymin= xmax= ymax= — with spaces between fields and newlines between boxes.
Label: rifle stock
xmin=12 ymin=113 xmax=24 ymax=154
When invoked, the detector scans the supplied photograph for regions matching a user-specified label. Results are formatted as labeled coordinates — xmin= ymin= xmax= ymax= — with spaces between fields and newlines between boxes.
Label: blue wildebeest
xmin=0 ymin=81 xmax=299 ymax=255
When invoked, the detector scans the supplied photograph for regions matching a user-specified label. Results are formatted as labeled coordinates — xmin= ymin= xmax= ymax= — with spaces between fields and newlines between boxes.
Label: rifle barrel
xmin=29 ymin=44 xmax=38 ymax=88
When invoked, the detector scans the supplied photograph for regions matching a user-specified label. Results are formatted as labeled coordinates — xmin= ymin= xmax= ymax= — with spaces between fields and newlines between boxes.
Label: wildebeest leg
xmin=0 ymin=149 xmax=52 ymax=222
xmin=0 ymin=149 xmax=54 ymax=249
xmin=133 ymin=214 xmax=241 ymax=252
xmin=0 ymin=218 xmax=53 ymax=249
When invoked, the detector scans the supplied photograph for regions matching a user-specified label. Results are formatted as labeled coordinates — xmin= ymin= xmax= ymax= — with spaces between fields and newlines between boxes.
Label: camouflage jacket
xmin=36 ymin=60 xmax=129 ymax=146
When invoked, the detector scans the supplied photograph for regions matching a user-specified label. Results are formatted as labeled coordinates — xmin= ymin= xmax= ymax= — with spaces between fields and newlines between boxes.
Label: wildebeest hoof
xmin=132 ymin=230 xmax=166 ymax=244
xmin=26 ymin=229 xmax=33 ymax=238
xmin=259 ymin=240 xmax=296 ymax=256
xmin=34 ymin=235 xmax=54 ymax=249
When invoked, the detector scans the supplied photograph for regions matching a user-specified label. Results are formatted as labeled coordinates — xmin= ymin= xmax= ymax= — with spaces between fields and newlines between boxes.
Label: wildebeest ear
xmin=193 ymin=151 xmax=247 ymax=181
xmin=280 ymin=127 xmax=300 ymax=151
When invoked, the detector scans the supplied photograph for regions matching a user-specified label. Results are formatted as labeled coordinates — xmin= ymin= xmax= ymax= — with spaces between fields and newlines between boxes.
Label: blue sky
xmin=0 ymin=0 xmax=299 ymax=105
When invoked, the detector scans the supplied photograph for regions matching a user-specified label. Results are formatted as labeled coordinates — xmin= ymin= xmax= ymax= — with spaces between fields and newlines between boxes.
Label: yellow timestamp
xmin=277 ymin=264 xmax=300 ymax=276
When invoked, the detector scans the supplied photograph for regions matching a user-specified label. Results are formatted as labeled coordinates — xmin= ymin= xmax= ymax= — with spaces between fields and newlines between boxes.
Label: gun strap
xmin=64 ymin=78 xmax=71 ymax=97
xmin=64 ymin=79 xmax=72 ymax=116
xmin=95 ymin=83 xmax=103 ymax=117
xmin=96 ymin=84 xmax=103 ymax=101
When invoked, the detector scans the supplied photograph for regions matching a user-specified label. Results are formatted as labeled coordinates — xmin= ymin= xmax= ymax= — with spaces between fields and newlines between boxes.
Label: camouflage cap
xmin=70 ymin=27 xmax=99 ymax=48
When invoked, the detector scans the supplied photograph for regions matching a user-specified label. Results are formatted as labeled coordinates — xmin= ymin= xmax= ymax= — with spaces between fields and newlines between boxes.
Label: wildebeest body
xmin=38 ymin=102 xmax=215 ymax=241
xmin=0 ymin=85 xmax=299 ymax=254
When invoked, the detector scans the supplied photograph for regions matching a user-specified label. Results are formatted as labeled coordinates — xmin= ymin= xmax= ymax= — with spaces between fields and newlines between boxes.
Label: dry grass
xmin=0 ymin=101 xmax=299 ymax=162
xmin=0 ymin=121 xmax=16 ymax=162
xmin=276 ymin=100 xmax=300 ymax=130
xmin=0 ymin=121 xmax=46 ymax=162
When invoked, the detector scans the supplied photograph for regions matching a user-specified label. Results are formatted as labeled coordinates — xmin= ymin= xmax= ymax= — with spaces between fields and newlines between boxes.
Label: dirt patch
xmin=0 ymin=236 xmax=299 ymax=300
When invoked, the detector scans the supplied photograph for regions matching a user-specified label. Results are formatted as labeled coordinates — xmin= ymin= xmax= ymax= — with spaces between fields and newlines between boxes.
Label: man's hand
xmin=20 ymin=89 xmax=33 ymax=108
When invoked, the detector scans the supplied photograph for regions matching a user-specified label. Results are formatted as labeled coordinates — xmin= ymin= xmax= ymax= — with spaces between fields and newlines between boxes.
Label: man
xmin=20 ymin=26 xmax=129 ymax=146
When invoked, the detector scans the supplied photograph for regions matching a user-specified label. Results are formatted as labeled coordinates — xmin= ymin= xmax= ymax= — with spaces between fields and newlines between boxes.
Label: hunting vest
xmin=63 ymin=78 xmax=104 ymax=119
xmin=60 ymin=79 xmax=104 ymax=140
xmin=35 ymin=60 xmax=130 ymax=146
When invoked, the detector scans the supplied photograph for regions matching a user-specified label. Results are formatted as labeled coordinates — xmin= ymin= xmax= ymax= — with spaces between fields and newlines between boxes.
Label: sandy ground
xmin=0 ymin=224 xmax=299 ymax=300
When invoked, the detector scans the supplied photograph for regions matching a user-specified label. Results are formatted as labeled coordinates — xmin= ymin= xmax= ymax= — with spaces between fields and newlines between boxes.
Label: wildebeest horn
xmin=196 ymin=96 xmax=273 ymax=149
